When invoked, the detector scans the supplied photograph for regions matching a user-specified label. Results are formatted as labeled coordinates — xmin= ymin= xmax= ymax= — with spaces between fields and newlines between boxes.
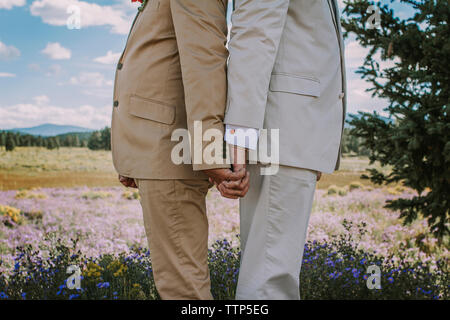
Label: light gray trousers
xmin=236 ymin=164 xmax=317 ymax=300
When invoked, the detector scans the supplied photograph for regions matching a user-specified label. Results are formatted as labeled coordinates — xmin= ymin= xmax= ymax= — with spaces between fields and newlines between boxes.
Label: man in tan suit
xmin=111 ymin=0 xmax=248 ymax=300
xmin=219 ymin=0 xmax=346 ymax=299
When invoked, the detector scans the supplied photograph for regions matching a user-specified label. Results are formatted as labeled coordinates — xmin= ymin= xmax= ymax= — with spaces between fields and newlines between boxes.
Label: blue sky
xmin=0 ymin=0 xmax=412 ymax=130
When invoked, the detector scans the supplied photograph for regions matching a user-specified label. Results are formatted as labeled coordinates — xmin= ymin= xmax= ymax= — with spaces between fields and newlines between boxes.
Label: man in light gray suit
xmin=218 ymin=0 xmax=346 ymax=299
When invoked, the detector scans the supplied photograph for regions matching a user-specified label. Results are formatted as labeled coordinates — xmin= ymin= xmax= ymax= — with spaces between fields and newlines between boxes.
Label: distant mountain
xmin=7 ymin=123 xmax=94 ymax=137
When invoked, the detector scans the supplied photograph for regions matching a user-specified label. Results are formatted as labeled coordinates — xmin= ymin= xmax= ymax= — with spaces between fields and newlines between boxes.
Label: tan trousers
xmin=236 ymin=164 xmax=317 ymax=300
xmin=135 ymin=179 xmax=213 ymax=300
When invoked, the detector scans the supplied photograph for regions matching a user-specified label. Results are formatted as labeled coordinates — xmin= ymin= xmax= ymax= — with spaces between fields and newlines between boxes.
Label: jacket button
xmin=113 ymin=100 xmax=119 ymax=107
xmin=338 ymin=92 xmax=345 ymax=99
xmin=117 ymin=63 xmax=123 ymax=70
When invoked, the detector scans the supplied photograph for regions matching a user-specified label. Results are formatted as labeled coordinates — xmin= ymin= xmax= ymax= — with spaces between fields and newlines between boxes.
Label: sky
xmin=0 ymin=0 xmax=413 ymax=130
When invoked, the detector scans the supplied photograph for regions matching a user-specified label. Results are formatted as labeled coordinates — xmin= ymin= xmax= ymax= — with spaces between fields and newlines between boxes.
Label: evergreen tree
xmin=0 ymin=132 xmax=5 ymax=150
xmin=14 ymin=134 xmax=21 ymax=146
xmin=5 ymin=133 xmax=15 ymax=151
xmin=46 ymin=137 xmax=56 ymax=150
xmin=342 ymin=0 xmax=449 ymax=240
xmin=100 ymin=127 xmax=111 ymax=151
xmin=88 ymin=131 xmax=102 ymax=150
xmin=66 ymin=135 xmax=74 ymax=147
xmin=54 ymin=136 xmax=60 ymax=149
xmin=88 ymin=127 xmax=111 ymax=151
xmin=26 ymin=136 xmax=32 ymax=147
xmin=74 ymin=135 xmax=80 ymax=147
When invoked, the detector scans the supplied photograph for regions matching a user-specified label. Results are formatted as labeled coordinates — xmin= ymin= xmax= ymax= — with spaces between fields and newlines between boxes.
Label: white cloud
xmin=0 ymin=102 xmax=111 ymax=129
xmin=0 ymin=0 xmax=26 ymax=10
xmin=30 ymin=0 xmax=134 ymax=35
xmin=41 ymin=42 xmax=71 ymax=60
xmin=0 ymin=72 xmax=16 ymax=77
xmin=344 ymin=39 xmax=401 ymax=114
xmin=69 ymin=72 xmax=113 ymax=87
xmin=0 ymin=41 xmax=21 ymax=60
xmin=345 ymin=41 xmax=369 ymax=69
xmin=345 ymin=40 xmax=400 ymax=70
xmin=345 ymin=76 xmax=389 ymax=115
xmin=94 ymin=50 xmax=121 ymax=65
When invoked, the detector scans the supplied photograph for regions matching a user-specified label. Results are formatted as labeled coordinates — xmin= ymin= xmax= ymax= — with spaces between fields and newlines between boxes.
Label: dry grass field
xmin=0 ymin=147 xmax=117 ymax=190
xmin=0 ymin=147 xmax=388 ymax=190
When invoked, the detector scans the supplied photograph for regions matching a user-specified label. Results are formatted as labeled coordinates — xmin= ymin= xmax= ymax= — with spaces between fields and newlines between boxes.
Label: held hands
xmin=203 ymin=168 xmax=248 ymax=199
xmin=203 ymin=145 xmax=250 ymax=199
xmin=118 ymin=145 xmax=255 ymax=197
xmin=118 ymin=175 xmax=137 ymax=188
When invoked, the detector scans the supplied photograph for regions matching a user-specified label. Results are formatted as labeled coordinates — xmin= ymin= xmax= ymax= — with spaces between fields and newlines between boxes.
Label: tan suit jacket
xmin=111 ymin=0 xmax=230 ymax=179
xmin=225 ymin=0 xmax=346 ymax=174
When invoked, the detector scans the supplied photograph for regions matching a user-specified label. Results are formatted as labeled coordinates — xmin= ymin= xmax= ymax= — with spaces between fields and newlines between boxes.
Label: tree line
xmin=1 ymin=127 xmax=369 ymax=155
xmin=341 ymin=127 xmax=370 ymax=156
xmin=0 ymin=130 xmax=92 ymax=151
xmin=0 ymin=128 xmax=112 ymax=151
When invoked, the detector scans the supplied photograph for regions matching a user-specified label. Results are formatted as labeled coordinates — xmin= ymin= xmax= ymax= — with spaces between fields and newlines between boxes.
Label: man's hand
xmin=316 ymin=171 xmax=322 ymax=181
xmin=203 ymin=168 xmax=248 ymax=199
xmin=119 ymin=175 xmax=137 ymax=188
xmin=203 ymin=168 xmax=245 ymax=186
xmin=212 ymin=144 xmax=250 ymax=199
xmin=217 ymin=170 xmax=250 ymax=199
xmin=230 ymin=144 xmax=246 ymax=173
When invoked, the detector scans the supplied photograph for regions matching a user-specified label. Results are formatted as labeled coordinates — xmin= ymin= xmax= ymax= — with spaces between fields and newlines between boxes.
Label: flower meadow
xmin=0 ymin=185 xmax=448 ymax=300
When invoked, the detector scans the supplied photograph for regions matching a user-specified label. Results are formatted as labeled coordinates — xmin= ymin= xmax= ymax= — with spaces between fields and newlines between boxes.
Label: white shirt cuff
xmin=225 ymin=125 xmax=259 ymax=150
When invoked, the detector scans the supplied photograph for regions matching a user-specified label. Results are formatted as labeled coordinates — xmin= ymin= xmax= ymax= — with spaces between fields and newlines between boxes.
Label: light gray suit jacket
xmin=224 ymin=0 xmax=346 ymax=174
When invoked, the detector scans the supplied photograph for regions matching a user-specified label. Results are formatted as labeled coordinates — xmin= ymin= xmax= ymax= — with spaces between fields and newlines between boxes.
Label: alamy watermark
xmin=66 ymin=265 xmax=81 ymax=290
xmin=366 ymin=265 xmax=382 ymax=290
xmin=366 ymin=5 xmax=381 ymax=30
xmin=171 ymin=121 xmax=280 ymax=175
xmin=66 ymin=5 xmax=81 ymax=30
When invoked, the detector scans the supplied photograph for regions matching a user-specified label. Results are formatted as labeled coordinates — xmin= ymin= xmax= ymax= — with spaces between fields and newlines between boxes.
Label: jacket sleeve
xmin=170 ymin=0 xmax=230 ymax=171
xmin=225 ymin=0 xmax=290 ymax=129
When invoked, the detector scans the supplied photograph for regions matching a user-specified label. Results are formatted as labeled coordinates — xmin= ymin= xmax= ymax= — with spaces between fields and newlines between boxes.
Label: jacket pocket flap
xmin=269 ymin=74 xmax=321 ymax=97
xmin=128 ymin=95 xmax=175 ymax=125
